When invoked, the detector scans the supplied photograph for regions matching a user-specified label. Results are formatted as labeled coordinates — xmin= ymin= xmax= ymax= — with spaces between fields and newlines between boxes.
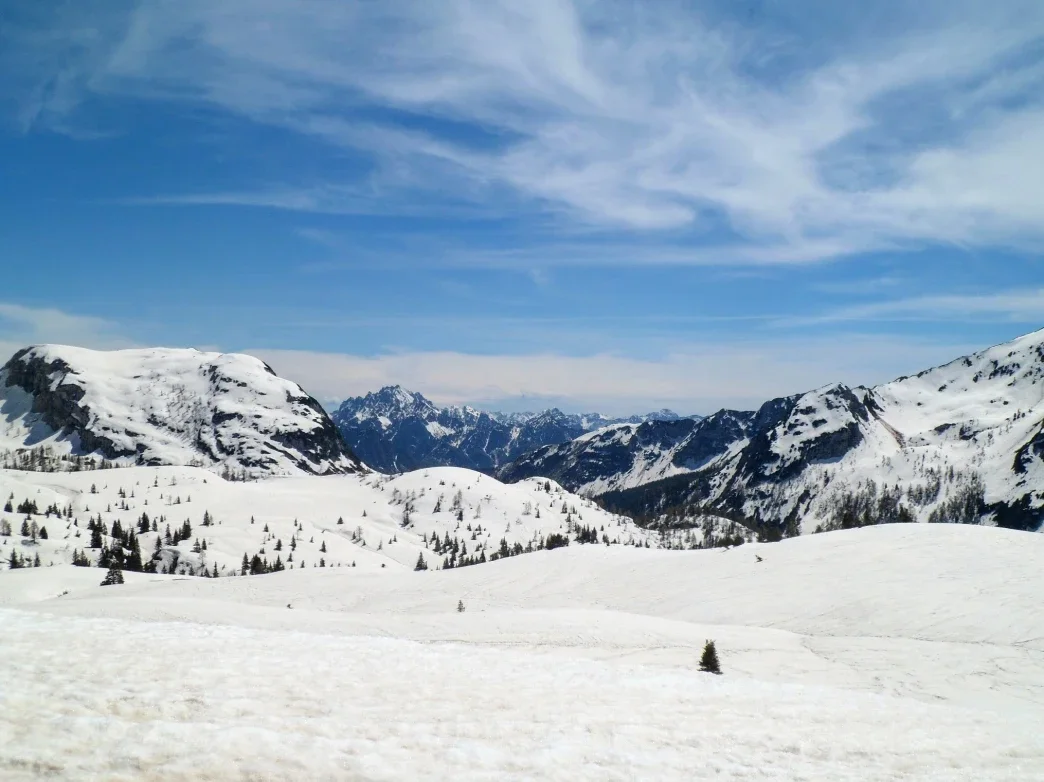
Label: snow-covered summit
xmin=0 ymin=345 xmax=361 ymax=476
xmin=339 ymin=385 xmax=441 ymax=425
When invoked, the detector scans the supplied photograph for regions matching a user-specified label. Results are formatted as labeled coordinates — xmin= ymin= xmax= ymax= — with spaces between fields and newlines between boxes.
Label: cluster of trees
xmin=0 ymin=446 xmax=121 ymax=473
xmin=420 ymin=518 xmax=631 ymax=571
xmin=219 ymin=465 xmax=252 ymax=482
xmin=240 ymin=552 xmax=286 ymax=575
xmin=90 ymin=517 xmax=146 ymax=572
xmin=818 ymin=480 xmax=917 ymax=532
xmin=655 ymin=516 xmax=752 ymax=550
xmin=6 ymin=549 xmax=42 ymax=569
xmin=0 ymin=518 xmax=49 ymax=540
xmin=814 ymin=471 xmax=987 ymax=532
xmin=926 ymin=473 xmax=986 ymax=524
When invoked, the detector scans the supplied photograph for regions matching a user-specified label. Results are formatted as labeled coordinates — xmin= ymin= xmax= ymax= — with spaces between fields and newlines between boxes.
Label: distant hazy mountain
xmin=498 ymin=329 xmax=1044 ymax=534
xmin=330 ymin=386 xmax=692 ymax=473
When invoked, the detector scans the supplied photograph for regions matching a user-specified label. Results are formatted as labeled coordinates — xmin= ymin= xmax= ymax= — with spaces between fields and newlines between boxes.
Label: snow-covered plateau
xmin=2 ymin=463 xmax=1044 ymax=779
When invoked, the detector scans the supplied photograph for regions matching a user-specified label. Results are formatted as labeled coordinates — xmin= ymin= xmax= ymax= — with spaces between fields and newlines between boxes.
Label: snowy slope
xmin=504 ymin=329 xmax=1044 ymax=533
xmin=0 ymin=345 xmax=361 ymax=477
xmin=332 ymin=384 xmax=693 ymax=473
xmin=0 ymin=465 xmax=653 ymax=577
xmin=3 ymin=523 xmax=1044 ymax=779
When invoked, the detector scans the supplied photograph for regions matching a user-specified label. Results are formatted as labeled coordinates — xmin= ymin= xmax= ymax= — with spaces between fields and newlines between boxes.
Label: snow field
xmin=3 ymin=466 xmax=1044 ymax=779
xmin=3 ymin=609 xmax=1043 ymax=781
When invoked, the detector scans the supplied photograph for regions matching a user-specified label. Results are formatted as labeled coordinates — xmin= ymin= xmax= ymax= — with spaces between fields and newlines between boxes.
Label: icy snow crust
xmin=0 ymin=345 xmax=359 ymax=476
xmin=3 ymin=503 xmax=1044 ymax=779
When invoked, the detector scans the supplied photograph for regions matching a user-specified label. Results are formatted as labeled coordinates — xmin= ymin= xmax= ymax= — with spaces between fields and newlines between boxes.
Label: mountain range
xmin=2 ymin=330 xmax=1043 ymax=534
xmin=330 ymin=386 xmax=691 ymax=473
xmin=499 ymin=329 xmax=1044 ymax=533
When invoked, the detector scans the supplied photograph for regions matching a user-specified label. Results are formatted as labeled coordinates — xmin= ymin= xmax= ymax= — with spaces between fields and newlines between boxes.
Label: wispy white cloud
xmin=0 ymin=302 xmax=1007 ymax=414
xmin=781 ymin=288 xmax=1044 ymax=326
xmin=0 ymin=303 xmax=135 ymax=363
xmin=4 ymin=0 xmax=1044 ymax=264
xmin=248 ymin=334 xmax=981 ymax=414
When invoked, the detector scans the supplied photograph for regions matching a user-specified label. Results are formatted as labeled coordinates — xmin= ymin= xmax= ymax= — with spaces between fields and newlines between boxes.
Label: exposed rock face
xmin=331 ymin=385 xmax=693 ymax=473
xmin=500 ymin=331 xmax=1044 ymax=534
xmin=1 ymin=345 xmax=362 ymax=477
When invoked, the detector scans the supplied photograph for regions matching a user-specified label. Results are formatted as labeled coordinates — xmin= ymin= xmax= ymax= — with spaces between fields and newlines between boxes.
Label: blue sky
xmin=1 ymin=0 xmax=1042 ymax=414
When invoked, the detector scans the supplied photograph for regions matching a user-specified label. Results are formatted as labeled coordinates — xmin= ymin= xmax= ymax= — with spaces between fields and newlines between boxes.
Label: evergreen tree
xmin=249 ymin=554 xmax=266 ymax=575
xmin=320 ymin=541 xmax=327 ymax=553
xmin=699 ymin=640 xmax=721 ymax=674
xmin=457 ymin=599 xmax=465 ymax=613
xmin=125 ymin=535 xmax=143 ymax=572
xmin=3 ymin=499 xmax=11 ymax=513
xmin=39 ymin=526 xmax=48 ymax=540
xmin=100 ymin=564 xmax=125 ymax=586
xmin=414 ymin=553 xmax=428 ymax=571
xmin=20 ymin=519 xmax=30 ymax=537
xmin=7 ymin=550 xmax=22 ymax=569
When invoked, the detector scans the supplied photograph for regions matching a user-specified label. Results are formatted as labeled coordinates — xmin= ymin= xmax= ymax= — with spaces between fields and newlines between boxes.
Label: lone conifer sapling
xmin=700 ymin=639 xmax=721 ymax=674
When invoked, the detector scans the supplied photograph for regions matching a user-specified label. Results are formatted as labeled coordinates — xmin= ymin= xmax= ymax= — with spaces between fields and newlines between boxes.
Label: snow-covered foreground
xmin=4 ymin=609 xmax=1042 ymax=782
xmin=3 ymin=518 xmax=1044 ymax=779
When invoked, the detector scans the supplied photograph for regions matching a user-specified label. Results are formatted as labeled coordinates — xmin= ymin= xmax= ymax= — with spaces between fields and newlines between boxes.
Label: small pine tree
xmin=457 ymin=599 xmax=465 ymax=613
xmin=699 ymin=640 xmax=721 ymax=674
xmin=100 ymin=564 xmax=125 ymax=586
xmin=414 ymin=553 xmax=428 ymax=571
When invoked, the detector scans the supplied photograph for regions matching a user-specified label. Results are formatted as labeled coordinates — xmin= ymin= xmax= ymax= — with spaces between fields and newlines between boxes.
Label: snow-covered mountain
xmin=0 ymin=345 xmax=361 ymax=477
xmin=331 ymin=385 xmax=690 ymax=473
xmin=500 ymin=329 xmax=1044 ymax=533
